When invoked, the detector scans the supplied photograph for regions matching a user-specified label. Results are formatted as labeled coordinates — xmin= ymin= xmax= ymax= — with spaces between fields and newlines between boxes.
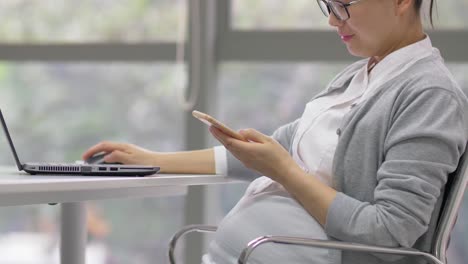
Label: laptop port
xmin=99 ymin=167 xmax=106 ymax=171
xmin=110 ymin=167 xmax=118 ymax=171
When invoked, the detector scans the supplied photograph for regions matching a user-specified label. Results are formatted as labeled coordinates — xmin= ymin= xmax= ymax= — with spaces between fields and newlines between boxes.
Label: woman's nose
xmin=328 ymin=12 xmax=344 ymax=27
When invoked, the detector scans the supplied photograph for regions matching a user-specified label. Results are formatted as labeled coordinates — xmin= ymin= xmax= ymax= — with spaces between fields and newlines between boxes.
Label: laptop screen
xmin=0 ymin=109 xmax=24 ymax=171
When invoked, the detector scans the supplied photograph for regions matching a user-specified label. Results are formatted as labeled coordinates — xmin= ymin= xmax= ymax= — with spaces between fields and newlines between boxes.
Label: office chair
xmin=168 ymin=143 xmax=468 ymax=264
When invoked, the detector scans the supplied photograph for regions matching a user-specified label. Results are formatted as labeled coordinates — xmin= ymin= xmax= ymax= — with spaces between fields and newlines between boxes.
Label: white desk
xmin=0 ymin=166 xmax=239 ymax=264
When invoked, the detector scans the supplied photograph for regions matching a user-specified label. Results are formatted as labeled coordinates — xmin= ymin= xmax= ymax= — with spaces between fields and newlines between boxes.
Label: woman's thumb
xmin=239 ymin=129 xmax=267 ymax=143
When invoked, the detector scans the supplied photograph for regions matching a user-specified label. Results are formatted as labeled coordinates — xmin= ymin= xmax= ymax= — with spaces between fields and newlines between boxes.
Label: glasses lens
xmin=317 ymin=0 xmax=330 ymax=17
xmin=329 ymin=1 xmax=349 ymax=21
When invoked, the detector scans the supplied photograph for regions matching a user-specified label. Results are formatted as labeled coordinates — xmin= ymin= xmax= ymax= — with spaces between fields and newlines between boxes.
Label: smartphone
xmin=192 ymin=110 xmax=247 ymax=141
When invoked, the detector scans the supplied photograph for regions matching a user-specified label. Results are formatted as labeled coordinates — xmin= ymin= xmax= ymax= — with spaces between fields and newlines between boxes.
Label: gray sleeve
xmin=226 ymin=119 xmax=301 ymax=181
xmin=271 ymin=118 xmax=301 ymax=152
xmin=325 ymin=88 xmax=468 ymax=248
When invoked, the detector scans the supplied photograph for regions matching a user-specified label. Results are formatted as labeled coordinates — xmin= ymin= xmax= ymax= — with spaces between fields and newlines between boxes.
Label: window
xmin=0 ymin=63 xmax=185 ymax=162
xmin=446 ymin=63 xmax=468 ymax=264
xmin=232 ymin=0 xmax=328 ymax=29
xmin=0 ymin=62 xmax=186 ymax=263
xmin=231 ymin=0 xmax=468 ymax=30
xmin=0 ymin=0 xmax=186 ymax=43
xmin=447 ymin=194 xmax=468 ymax=263
xmin=214 ymin=63 xmax=344 ymax=133
xmin=0 ymin=198 xmax=185 ymax=263
xmin=0 ymin=2 xmax=188 ymax=263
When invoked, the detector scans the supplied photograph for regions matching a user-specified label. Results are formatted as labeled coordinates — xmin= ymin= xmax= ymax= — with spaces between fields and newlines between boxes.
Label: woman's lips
xmin=340 ymin=34 xmax=354 ymax=42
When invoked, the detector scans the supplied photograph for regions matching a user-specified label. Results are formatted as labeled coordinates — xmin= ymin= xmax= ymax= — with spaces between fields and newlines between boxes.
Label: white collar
xmin=368 ymin=35 xmax=434 ymax=83
xmin=325 ymin=35 xmax=436 ymax=98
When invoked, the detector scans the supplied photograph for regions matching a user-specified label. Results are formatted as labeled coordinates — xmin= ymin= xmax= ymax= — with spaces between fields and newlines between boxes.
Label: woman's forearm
xmin=155 ymin=148 xmax=216 ymax=174
xmin=280 ymin=166 xmax=337 ymax=226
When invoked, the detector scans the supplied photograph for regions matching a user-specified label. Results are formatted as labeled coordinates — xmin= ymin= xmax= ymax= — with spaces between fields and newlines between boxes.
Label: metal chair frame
xmin=169 ymin=144 xmax=468 ymax=264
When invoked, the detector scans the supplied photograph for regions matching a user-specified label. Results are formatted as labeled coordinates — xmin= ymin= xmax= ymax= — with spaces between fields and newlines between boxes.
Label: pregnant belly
xmin=206 ymin=193 xmax=339 ymax=264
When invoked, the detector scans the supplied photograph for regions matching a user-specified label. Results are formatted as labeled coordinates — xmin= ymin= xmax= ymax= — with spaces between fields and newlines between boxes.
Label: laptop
xmin=0 ymin=109 xmax=160 ymax=176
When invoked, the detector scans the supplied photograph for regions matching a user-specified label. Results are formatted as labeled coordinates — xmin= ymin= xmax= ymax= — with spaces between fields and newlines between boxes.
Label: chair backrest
xmin=431 ymin=142 xmax=468 ymax=262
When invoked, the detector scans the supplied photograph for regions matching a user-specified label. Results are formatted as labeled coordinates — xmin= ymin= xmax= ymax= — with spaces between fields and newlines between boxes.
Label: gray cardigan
xmin=226 ymin=54 xmax=468 ymax=264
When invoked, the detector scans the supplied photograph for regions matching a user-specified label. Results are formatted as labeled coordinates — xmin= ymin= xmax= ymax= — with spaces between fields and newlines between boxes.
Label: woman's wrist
xmin=279 ymin=162 xmax=337 ymax=226
xmin=275 ymin=160 xmax=307 ymax=186
xmin=154 ymin=152 xmax=174 ymax=173
xmin=151 ymin=149 xmax=216 ymax=174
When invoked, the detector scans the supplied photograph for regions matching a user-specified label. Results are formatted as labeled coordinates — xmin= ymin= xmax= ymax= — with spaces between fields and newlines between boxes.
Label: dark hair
xmin=415 ymin=0 xmax=435 ymax=27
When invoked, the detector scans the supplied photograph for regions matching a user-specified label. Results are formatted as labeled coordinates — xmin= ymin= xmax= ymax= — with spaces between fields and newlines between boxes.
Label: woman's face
xmin=328 ymin=0 xmax=409 ymax=58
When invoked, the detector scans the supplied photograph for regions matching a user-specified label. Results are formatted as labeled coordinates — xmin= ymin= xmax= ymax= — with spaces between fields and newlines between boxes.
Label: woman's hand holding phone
xmin=192 ymin=110 xmax=247 ymax=141
xmin=204 ymin=115 xmax=301 ymax=184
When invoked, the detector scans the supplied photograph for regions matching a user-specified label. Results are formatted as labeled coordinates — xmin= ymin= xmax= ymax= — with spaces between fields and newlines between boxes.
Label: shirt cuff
xmin=213 ymin=145 xmax=228 ymax=175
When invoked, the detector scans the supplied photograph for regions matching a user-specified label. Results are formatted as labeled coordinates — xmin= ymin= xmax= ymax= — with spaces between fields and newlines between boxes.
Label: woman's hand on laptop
xmin=82 ymin=142 xmax=157 ymax=166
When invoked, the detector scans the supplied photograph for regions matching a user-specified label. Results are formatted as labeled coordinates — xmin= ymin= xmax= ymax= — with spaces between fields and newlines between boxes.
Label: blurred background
xmin=0 ymin=0 xmax=466 ymax=263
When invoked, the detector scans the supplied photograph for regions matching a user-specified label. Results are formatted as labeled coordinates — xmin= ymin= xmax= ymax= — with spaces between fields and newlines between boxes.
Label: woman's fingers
xmin=209 ymin=126 xmax=228 ymax=145
xmin=210 ymin=126 xmax=257 ymax=159
xmin=82 ymin=141 xmax=128 ymax=160
xmin=82 ymin=141 xmax=157 ymax=166
xmin=104 ymin=150 xmax=131 ymax=164
xmin=239 ymin=129 xmax=267 ymax=143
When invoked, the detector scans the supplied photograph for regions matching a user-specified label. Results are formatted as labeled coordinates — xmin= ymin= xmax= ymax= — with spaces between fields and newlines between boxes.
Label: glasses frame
xmin=317 ymin=0 xmax=365 ymax=21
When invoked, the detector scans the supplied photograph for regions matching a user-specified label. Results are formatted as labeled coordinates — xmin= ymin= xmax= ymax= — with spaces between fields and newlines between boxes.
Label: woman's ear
xmin=395 ymin=0 xmax=415 ymax=16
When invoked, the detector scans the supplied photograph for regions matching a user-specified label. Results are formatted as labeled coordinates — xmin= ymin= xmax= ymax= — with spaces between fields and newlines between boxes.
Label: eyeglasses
xmin=317 ymin=0 xmax=365 ymax=21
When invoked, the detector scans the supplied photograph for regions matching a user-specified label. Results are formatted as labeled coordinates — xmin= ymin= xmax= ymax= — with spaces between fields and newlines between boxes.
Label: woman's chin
xmin=346 ymin=45 xmax=370 ymax=58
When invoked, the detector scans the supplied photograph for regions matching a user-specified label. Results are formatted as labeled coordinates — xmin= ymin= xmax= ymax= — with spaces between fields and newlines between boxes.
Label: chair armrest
xmin=238 ymin=236 xmax=443 ymax=264
xmin=168 ymin=225 xmax=218 ymax=264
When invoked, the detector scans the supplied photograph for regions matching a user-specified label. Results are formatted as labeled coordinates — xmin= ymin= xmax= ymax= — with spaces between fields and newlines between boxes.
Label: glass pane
xmin=447 ymin=192 xmax=468 ymax=263
xmin=0 ymin=63 xmax=185 ymax=162
xmin=0 ymin=205 xmax=59 ymax=263
xmin=231 ymin=0 xmax=468 ymax=29
xmin=92 ymin=197 xmax=185 ymax=264
xmin=0 ymin=0 xmax=186 ymax=43
xmin=0 ymin=63 xmax=186 ymax=263
xmin=449 ymin=64 xmax=468 ymax=95
xmin=435 ymin=1 xmax=468 ymax=29
xmin=232 ymin=0 xmax=327 ymax=29
xmin=215 ymin=63 xmax=344 ymax=134
xmin=0 ymin=198 xmax=184 ymax=264
xmin=446 ymin=63 xmax=468 ymax=264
